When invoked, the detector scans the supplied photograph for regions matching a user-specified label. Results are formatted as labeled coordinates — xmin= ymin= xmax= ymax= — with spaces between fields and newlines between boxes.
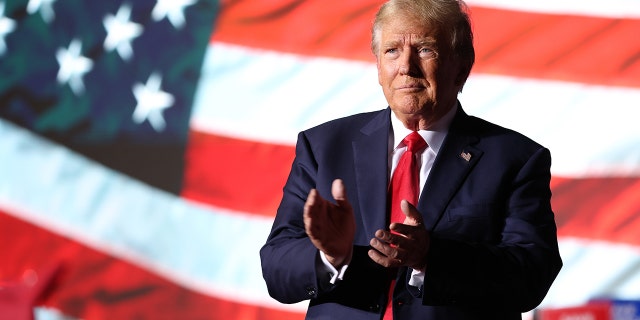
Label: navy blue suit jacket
xmin=260 ymin=106 xmax=562 ymax=320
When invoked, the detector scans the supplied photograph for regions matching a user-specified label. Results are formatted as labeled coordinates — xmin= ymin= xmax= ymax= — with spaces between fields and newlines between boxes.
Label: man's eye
xmin=418 ymin=48 xmax=437 ymax=58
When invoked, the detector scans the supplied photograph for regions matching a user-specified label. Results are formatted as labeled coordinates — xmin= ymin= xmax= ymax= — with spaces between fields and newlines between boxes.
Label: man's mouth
xmin=397 ymin=84 xmax=424 ymax=90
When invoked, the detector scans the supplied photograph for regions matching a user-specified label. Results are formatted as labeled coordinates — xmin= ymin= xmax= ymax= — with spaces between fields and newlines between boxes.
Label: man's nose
xmin=398 ymin=50 xmax=417 ymax=75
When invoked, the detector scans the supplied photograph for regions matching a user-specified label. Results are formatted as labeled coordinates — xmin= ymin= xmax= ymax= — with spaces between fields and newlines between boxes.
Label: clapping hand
xmin=368 ymin=200 xmax=430 ymax=271
xmin=304 ymin=179 xmax=356 ymax=268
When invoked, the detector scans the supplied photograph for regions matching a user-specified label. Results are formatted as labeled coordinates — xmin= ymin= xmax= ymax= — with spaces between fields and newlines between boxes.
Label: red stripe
xmin=183 ymin=132 xmax=640 ymax=246
xmin=0 ymin=212 xmax=304 ymax=320
xmin=212 ymin=0 xmax=382 ymax=61
xmin=181 ymin=130 xmax=294 ymax=216
xmin=472 ymin=7 xmax=640 ymax=88
xmin=552 ymin=176 xmax=640 ymax=246
xmin=212 ymin=0 xmax=640 ymax=88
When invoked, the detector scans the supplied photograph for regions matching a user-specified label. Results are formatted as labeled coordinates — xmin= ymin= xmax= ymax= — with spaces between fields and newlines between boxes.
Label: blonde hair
xmin=371 ymin=0 xmax=475 ymax=84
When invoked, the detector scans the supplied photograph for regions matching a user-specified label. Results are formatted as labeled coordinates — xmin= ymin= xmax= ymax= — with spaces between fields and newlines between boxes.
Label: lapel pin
xmin=460 ymin=151 xmax=472 ymax=162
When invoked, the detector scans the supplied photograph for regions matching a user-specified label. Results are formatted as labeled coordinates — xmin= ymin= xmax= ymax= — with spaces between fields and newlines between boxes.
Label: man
xmin=260 ymin=0 xmax=562 ymax=319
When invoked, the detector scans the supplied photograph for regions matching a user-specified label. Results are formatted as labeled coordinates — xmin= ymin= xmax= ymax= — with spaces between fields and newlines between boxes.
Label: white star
xmin=56 ymin=39 xmax=93 ymax=95
xmin=132 ymin=72 xmax=174 ymax=132
xmin=27 ymin=0 xmax=57 ymax=24
xmin=103 ymin=4 xmax=143 ymax=61
xmin=151 ymin=0 xmax=196 ymax=29
xmin=0 ymin=3 xmax=16 ymax=56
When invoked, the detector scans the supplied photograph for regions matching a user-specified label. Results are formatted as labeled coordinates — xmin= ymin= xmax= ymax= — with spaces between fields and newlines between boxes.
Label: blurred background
xmin=1 ymin=0 xmax=639 ymax=319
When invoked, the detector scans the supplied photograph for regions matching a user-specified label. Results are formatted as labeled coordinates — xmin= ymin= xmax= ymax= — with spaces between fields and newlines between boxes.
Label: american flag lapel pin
xmin=460 ymin=151 xmax=472 ymax=162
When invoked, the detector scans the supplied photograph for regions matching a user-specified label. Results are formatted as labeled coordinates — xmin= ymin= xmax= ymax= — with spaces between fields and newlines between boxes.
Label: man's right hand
xmin=303 ymin=179 xmax=355 ymax=268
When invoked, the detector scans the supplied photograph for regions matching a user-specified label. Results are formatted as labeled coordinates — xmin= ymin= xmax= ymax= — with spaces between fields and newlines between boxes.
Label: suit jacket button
xmin=368 ymin=304 xmax=380 ymax=312
xmin=306 ymin=287 xmax=317 ymax=296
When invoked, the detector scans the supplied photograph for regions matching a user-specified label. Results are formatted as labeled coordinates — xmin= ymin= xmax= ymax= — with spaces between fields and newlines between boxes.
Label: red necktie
xmin=383 ymin=131 xmax=427 ymax=320
xmin=389 ymin=131 xmax=427 ymax=225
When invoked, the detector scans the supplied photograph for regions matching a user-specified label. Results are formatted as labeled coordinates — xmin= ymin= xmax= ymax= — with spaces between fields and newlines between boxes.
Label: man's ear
xmin=376 ymin=58 xmax=384 ymax=86
xmin=454 ymin=62 xmax=472 ymax=87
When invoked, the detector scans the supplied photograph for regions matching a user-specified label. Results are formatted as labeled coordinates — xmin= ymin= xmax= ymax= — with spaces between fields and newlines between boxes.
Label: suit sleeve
xmin=422 ymin=147 xmax=563 ymax=312
xmin=259 ymin=132 xmax=328 ymax=304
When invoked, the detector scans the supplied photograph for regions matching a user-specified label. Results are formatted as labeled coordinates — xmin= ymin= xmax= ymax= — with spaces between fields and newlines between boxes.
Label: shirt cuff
xmin=408 ymin=268 xmax=425 ymax=287
xmin=319 ymin=251 xmax=349 ymax=284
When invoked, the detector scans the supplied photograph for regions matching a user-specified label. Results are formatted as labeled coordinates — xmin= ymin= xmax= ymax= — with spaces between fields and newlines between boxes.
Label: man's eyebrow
xmin=413 ymin=38 xmax=437 ymax=47
xmin=381 ymin=39 xmax=402 ymax=47
xmin=381 ymin=38 xmax=437 ymax=47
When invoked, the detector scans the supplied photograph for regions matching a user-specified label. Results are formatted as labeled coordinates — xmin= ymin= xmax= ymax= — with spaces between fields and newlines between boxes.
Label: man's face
xmin=376 ymin=14 xmax=462 ymax=129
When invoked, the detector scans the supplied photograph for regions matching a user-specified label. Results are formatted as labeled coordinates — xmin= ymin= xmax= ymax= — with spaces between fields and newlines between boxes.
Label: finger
xmin=401 ymin=200 xmax=424 ymax=226
xmin=370 ymin=235 xmax=403 ymax=259
xmin=389 ymin=223 xmax=422 ymax=239
xmin=330 ymin=179 xmax=354 ymax=217
xmin=368 ymin=248 xmax=401 ymax=268
xmin=331 ymin=179 xmax=346 ymax=200
xmin=305 ymin=189 xmax=318 ymax=208
xmin=304 ymin=189 xmax=319 ymax=218
xmin=374 ymin=229 xmax=406 ymax=245
xmin=304 ymin=189 xmax=326 ymax=232
xmin=331 ymin=179 xmax=353 ymax=209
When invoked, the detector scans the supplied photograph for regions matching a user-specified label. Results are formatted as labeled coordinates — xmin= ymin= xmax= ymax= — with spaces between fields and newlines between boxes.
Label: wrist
xmin=325 ymin=248 xmax=353 ymax=268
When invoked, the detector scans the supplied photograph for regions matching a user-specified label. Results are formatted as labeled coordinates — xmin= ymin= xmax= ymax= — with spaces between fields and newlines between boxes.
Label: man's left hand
xmin=368 ymin=200 xmax=430 ymax=271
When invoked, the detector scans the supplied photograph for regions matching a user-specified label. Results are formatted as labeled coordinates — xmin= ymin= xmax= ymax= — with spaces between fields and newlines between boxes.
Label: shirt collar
xmin=390 ymin=102 xmax=458 ymax=154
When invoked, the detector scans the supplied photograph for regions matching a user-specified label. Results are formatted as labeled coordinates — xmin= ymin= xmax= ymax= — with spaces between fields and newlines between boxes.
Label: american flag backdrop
xmin=0 ymin=0 xmax=639 ymax=319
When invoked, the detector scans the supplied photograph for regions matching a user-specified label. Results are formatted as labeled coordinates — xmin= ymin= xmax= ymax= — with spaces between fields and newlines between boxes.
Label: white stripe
xmin=35 ymin=307 xmax=78 ymax=320
xmin=465 ymin=0 xmax=640 ymax=18
xmin=192 ymin=43 xmax=640 ymax=177
xmin=190 ymin=43 xmax=384 ymax=144
xmin=459 ymin=75 xmax=640 ymax=177
xmin=0 ymin=118 xmax=305 ymax=312
xmin=542 ymin=237 xmax=640 ymax=308
xmin=2 ymin=118 xmax=640 ymax=312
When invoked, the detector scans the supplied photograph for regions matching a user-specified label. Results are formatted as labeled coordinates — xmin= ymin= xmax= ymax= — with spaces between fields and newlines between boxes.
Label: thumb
xmin=331 ymin=179 xmax=347 ymax=200
xmin=331 ymin=179 xmax=352 ymax=208
xmin=401 ymin=200 xmax=424 ymax=226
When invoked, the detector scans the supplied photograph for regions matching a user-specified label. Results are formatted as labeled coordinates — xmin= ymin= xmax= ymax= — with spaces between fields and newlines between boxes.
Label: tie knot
xmin=403 ymin=131 xmax=427 ymax=153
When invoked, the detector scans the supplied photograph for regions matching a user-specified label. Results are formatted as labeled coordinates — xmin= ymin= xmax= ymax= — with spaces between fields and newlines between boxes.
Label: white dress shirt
xmin=319 ymin=104 xmax=457 ymax=287
xmin=389 ymin=104 xmax=456 ymax=286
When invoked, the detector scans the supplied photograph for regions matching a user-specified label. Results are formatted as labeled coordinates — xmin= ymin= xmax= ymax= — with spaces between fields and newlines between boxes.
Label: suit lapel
xmin=353 ymin=108 xmax=392 ymax=238
xmin=419 ymin=107 xmax=484 ymax=231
